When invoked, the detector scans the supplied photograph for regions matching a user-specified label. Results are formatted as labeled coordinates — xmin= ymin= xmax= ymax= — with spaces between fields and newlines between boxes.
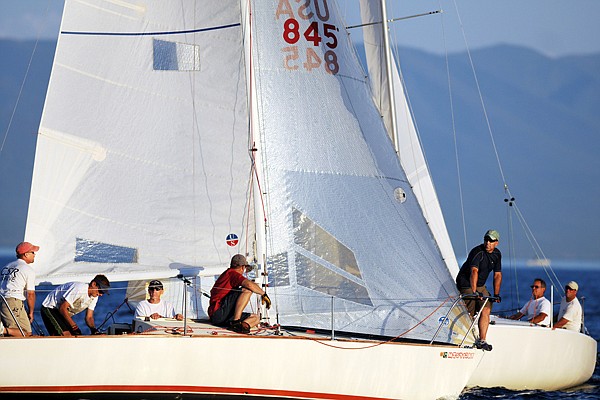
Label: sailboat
xmin=0 ymin=1 xmax=485 ymax=399
xmin=357 ymin=0 xmax=597 ymax=392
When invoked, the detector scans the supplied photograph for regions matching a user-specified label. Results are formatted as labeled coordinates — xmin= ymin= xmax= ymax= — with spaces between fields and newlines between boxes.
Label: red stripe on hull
xmin=0 ymin=385 xmax=391 ymax=400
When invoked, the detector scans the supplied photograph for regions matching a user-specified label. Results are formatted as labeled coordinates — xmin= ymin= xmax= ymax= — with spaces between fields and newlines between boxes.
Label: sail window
xmin=267 ymin=252 xmax=290 ymax=287
xmin=75 ymin=238 xmax=138 ymax=263
xmin=292 ymin=208 xmax=361 ymax=278
xmin=295 ymin=253 xmax=373 ymax=306
xmin=153 ymin=39 xmax=200 ymax=71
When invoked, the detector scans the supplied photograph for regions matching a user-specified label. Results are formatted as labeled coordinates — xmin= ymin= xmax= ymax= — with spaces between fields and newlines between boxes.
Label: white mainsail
xmin=27 ymin=1 xmax=254 ymax=283
xmin=359 ymin=0 xmax=460 ymax=276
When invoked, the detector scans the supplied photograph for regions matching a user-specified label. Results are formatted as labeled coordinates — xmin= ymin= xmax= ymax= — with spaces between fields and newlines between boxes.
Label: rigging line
xmin=438 ymin=1 xmax=468 ymax=258
xmin=451 ymin=0 xmax=507 ymax=187
xmin=506 ymin=200 xmax=519 ymax=307
xmin=311 ymin=295 xmax=453 ymax=350
xmin=510 ymin=201 xmax=562 ymax=292
xmin=0 ymin=0 xmax=53 ymax=154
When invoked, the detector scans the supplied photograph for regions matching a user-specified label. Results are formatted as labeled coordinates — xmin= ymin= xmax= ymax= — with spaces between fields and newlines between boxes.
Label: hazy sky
xmin=1 ymin=1 xmax=599 ymax=57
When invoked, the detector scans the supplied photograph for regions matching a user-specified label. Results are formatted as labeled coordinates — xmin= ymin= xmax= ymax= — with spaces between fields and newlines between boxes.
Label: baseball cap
xmin=16 ymin=241 xmax=40 ymax=255
xmin=148 ymin=280 xmax=163 ymax=290
xmin=230 ymin=254 xmax=248 ymax=268
xmin=566 ymin=281 xmax=578 ymax=291
xmin=484 ymin=230 xmax=500 ymax=241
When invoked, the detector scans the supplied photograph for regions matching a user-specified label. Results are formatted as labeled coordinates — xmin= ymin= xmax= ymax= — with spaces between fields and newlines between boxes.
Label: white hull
xmin=0 ymin=324 xmax=482 ymax=400
xmin=468 ymin=317 xmax=597 ymax=390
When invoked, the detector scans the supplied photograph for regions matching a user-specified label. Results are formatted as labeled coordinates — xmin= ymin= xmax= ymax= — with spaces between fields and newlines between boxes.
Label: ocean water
xmin=0 ymin=254 xmax=598 ymax=399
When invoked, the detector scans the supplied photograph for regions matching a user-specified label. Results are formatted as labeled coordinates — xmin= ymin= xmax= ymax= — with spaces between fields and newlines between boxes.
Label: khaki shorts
xmin=458 ymin=286 xmax=492 ymax=318
xmin=0 ymin=297 xmax=32 ymax=334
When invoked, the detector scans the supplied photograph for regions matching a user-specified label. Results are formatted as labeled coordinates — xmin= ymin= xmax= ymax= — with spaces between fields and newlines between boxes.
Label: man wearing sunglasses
xmin=134 ymin=280 xmax=183 ymax=321
xmin=40 ymin=274 xmax=110 ymax=336
xmin=456 ymin=229 xmax=503 ymax=351
xmin=553 ymin=281 xmax=582 ymax=332
xmin=508 ymin=278 xmax=551 ymax=326
xmin=0 ymin=241 xmax=39 ymax=336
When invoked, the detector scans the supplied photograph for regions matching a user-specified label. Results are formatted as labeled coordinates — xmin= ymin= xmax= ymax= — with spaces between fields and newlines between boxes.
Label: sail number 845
xmin=282 ymin=18 xmax=339 ymax=75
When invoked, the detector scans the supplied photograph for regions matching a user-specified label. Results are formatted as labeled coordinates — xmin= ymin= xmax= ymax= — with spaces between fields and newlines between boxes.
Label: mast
xmin=380 ymin=0 xmax=399 ymax=153
xmin=241 ymin=0 xmax=269 ymax=321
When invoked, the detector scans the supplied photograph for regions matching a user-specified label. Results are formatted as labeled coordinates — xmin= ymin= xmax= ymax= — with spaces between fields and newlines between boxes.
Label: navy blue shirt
xmin=456 ymin=244 xmax=502 ymax=289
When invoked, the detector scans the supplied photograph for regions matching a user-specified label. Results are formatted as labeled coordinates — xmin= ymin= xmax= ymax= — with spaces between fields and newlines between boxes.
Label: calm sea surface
xmin=1 ymin=254 xmax=598 ymax=399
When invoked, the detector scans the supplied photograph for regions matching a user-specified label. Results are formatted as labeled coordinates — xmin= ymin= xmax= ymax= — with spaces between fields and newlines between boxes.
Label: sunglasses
xmin=484 ymin=237 xmax=498 ymax=243
xmin=530 ymin=285 xmax=541 ymax=289
xmin=565 ymin=286 xmax=575 ymax=291
xmin=149 ymin=287 xmax=163 ymax=291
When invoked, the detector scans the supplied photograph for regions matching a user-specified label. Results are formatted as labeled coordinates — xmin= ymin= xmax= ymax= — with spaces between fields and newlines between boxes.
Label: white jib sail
xmin=250 ymin=0 xmax=470 ymax=342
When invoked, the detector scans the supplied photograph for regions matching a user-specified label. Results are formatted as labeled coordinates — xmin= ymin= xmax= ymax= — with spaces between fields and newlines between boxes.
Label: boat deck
xmin=125 ymin=317 xmax=328 ymax=340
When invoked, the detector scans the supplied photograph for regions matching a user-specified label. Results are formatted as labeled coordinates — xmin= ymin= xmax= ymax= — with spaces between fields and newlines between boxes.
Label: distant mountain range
xmin=0 ymin=39 xmax=598 ymax=263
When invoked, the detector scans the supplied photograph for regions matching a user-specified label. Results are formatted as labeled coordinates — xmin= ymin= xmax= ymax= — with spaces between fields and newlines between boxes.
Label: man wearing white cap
xmin=0 ymin=241 xmax=39 ymax=336
xmin=553 ymin=281 xmax=582 ymax=332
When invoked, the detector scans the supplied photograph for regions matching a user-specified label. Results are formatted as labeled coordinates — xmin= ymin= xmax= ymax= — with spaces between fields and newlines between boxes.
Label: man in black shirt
xmin=456 ymin=229 xmax=502 ymax=351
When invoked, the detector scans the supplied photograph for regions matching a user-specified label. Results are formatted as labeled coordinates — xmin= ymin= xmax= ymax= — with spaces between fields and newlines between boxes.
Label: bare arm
xmin=241 ymin=278 xmax=265 ymax=296
xmin=493 ymin=272 xmax=502 ymax=296
xmin=553 ymin=317 xmax=569 ymax=330
xmin=26 ymin=290 xmax=35 ymax=322
xmin=84 ymin=308 xmax=95 ymax=330
xmin=508 ymin=312 xmax=524 ymax=320
xmin=530 ymin=312 xmax=548 ymax=324
xmin=59 ymin=300 xmax=78 ymax=332
xmin=470 ymin=267 xmax=478 ymax=293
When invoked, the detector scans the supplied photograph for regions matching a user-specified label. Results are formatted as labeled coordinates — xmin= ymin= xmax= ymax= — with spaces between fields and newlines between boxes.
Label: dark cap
xmin=92 ymin=274 xmax=110 ymax=295
xmin=148 ymin=280 xmax=163 ymax=290
xmin=230 ymin=254 xmax=248 ymax=268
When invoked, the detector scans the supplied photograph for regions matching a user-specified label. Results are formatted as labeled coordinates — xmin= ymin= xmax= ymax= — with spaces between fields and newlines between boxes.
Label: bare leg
xmin=479 ymin=306 xmax=491 ymax=341
xmin=243 ymin=314 xmax=260 ymax=329
xmin=5 ymin=327 xmax=31 ymax=337
xmin=232 ymin=287 xmax=252 ymax=321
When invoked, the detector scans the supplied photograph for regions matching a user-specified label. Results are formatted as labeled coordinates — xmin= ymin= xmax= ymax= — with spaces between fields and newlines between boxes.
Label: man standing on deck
xmin=208 ymin=254 xmax=271 ymax=334
xmin=0 ymin=242 xmax=39 ymax=336
xmin=456 ymin=229 xmax=502 ymax=351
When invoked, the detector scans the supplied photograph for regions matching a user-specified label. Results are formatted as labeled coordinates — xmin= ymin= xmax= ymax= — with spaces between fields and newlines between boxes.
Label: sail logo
xmin=226 ymin=234 xmax=239 ymax=247
xmin=440 ymin=351 xmax=475 ymax=359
